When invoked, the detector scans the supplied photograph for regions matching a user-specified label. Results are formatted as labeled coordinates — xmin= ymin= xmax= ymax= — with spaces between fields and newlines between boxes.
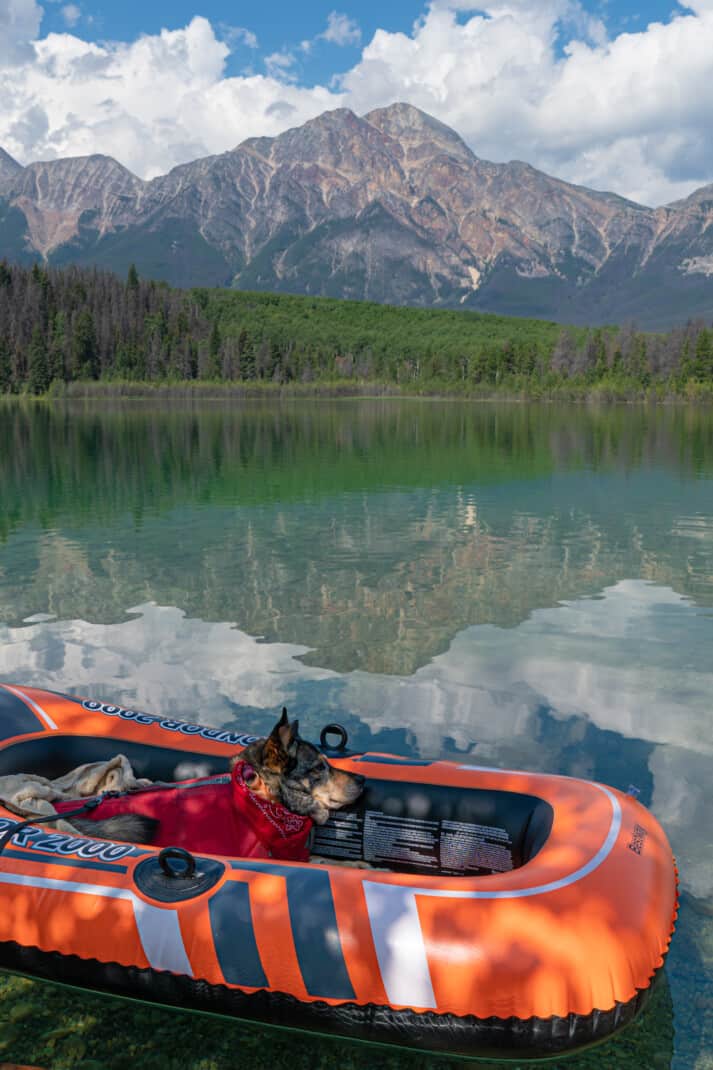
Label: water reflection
xmin=0 ymin=400 xmax=712 ymax=1068
xmin=0 ymin=474 xmax=712 ymax=676
xmin=0 ymin=602 xmax=334 ymax=724
xmin=1 ymin=405 xmax=713 ymax=669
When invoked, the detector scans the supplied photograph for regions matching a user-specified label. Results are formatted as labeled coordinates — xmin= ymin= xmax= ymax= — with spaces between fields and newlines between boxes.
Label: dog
xmin=69 ymin=709 xmax=364 ymax=856
xmin=234 ymin=708 xmax=364 ymax=826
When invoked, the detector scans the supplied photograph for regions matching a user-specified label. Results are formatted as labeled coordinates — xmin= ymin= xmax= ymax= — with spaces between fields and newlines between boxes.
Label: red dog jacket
xmin=55 ymin=760 xmax=312 ymax=861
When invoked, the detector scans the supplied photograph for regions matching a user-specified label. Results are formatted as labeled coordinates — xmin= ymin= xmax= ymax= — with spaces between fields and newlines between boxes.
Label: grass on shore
xmin=0 ymin=970 xmax=673 ymax=1070
xmin=1 ymin=374 xmax=711 ymax=404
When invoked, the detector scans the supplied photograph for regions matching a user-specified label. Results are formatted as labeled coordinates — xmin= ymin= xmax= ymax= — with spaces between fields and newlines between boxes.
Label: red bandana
xmin=232 ymin=760 xmax=312 ymax=845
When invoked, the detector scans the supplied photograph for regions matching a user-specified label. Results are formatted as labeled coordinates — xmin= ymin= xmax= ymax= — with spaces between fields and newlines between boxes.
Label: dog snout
xmin=342 ymin=771 xmax=365 ymax=801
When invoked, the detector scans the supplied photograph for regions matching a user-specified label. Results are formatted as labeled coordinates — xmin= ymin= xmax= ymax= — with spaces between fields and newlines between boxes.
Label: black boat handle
xmin=158 ymin=846 xmax=196 ymax=879
xmin=320 ymin=723 xmax=349 ymax=751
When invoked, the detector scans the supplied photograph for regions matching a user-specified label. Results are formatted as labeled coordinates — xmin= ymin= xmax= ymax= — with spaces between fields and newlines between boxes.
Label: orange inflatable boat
xmin=0 ymin=685 xmax=677 ymax=1059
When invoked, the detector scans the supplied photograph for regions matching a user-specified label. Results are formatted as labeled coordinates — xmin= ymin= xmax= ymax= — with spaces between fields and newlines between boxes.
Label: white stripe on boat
xmin=363 ymin=880 xmax=436 ymax=1009
xmin=0 ymin=871 xmax=192 ymax=977
xmin=3 ymin=686 xmax=58 ymax=730
xmin=363 ymin=783 xmax=621 ymax=1009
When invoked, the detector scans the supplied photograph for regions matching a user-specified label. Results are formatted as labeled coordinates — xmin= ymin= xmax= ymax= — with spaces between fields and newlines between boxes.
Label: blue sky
xmin=2 ymin=0 xmax=712 ymax=207
xmin=40 ymin=2 xmax=418 ymax=83
xmin=39 ymin=0 xmax=677 ymax=85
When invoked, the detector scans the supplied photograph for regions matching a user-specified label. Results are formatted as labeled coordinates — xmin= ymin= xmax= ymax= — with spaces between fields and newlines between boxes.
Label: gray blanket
xmin=0 ymin=755 xmax=150 ymax=835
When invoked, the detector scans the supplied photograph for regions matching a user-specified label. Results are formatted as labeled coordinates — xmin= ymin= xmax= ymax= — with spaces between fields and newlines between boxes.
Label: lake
xmin=0 ymin=399 xmax=711 ymax=1070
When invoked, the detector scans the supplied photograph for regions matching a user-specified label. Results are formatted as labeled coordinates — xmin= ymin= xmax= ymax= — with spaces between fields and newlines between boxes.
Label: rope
xmin=0 ymin=794 xmax=107 ymax=857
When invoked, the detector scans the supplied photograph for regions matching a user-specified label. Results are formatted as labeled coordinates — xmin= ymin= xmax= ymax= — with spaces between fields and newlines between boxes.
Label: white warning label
xmin=440 ymin=820 xmax=513 ymax=874
xmin=311 ymin=811 xmax=364 ymax=860
xmin=312 ymin=809 xmax=515 ymax=875
xmin=363 ymin=811 xmax=440 ymax=869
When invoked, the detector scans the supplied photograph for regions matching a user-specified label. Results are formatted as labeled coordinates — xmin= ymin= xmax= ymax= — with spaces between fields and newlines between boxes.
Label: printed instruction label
xmin=311 ymin=812 xmax=364 ymax=860
xmin=440 ymin=820 xmax=514 ymax=874
xmin=364 ymin=811 xmax=440 ymax=868
xmin=312 ymin=810 xmax=514 ymax=874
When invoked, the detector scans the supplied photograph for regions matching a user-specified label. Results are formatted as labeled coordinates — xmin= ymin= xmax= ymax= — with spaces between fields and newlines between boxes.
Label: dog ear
xmin=284 ymin=718 xmax=299 ymax=755
xmin=262 ymin=708 xmax=296 ymax=771
xmin=276 ymin=707 xmax=299 ymax=753
xmin=262 ymin=733 xmax=288 ymax=772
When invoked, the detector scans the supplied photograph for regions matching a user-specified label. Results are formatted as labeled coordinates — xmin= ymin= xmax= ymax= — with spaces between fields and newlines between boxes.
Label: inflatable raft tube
xmin=0 ymin=685 xmax=677 ymax=1060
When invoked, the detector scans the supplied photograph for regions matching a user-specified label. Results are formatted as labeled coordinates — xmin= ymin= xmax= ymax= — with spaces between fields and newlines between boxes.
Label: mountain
xmin=1 ymin=105 xmax=713 ymax=328
xmin=0 ymin=147 xmax=22 ymax=187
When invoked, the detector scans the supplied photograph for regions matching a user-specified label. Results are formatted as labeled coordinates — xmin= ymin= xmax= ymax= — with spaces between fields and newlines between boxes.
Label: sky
xmin=1 ymin=0 xmax=712 ymax=206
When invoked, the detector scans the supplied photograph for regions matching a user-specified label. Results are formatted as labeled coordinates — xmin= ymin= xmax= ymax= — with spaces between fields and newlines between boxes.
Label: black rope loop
xmin=158 ymin=846 xmax=197 ymax=880
xmin=319 ymin=723 xmax=349 ymax=751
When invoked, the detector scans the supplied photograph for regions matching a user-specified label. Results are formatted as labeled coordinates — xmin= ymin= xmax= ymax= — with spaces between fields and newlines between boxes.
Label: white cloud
xmin=294 ymin=13 xmax=362 ymax=68
xmin=0 ymin=0 xmax=42 ymax=65
xmin=60 ymin=3 xmax=79 ymax=27
xmin=1 ymin=0 xmax=713 ymax=203
xmin=264 ymin=49 xmax=297 ymax=81
xmin=219 ymin=23 xmax=258 ymax=50
xmin=0 ymin=12 xmax=340 ymax=178
xmin=320 ymin=11 xmax=362 ymax=47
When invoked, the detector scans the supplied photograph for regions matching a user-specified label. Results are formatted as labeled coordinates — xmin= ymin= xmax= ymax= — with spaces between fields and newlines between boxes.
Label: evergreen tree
xmin=114 ymin=343 xmax=134 ymax=379
xmin=28 ymin=326 xmax=51 ymax=394
xmin=49 ymin=312 xmax=67 ymax=382
xmin=240 ymin=338 xmax=256 ymax=380
xmin=0 ymin=338 xmax=12 ymax=393
xmin=236 ymin=328 xmax=249 ymax=358
xmin=694 ymin=328 xmax=713 ymax=379
xmin=0 ymin=261 xmax=711 ymax=394
xmin=187 ymin=340 xmax=198 ymax=380
xmin=255 ymin=338 xmax=271 ymax=379
xmin=591 ymin=329 xmax=607 ymax=379
xmin=208 ymin=320 xmax=222 ymax=378
xmin=72 ymin=310 xmax=99 ymax=380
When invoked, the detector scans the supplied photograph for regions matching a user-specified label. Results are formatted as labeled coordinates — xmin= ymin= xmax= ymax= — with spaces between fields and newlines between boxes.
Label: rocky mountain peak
xmin=267 ymin=107 xmax=394 ymax=167
xmin=667 ymin=182 xmax=713 ymax=211
xmin=0 ymin=146 xmax=22 ymax=189
xmin=2 ymin=105 xmax=713 ymax=327
xmin=17 ymin=153 xmax=142 ymax=195
xmin=365 ymin=102 xmax=474 ymax=163
xmin=31 ymin=152 xmax=138 ymax=178
xmin=7 ymin=153 xmax=143 ymax=258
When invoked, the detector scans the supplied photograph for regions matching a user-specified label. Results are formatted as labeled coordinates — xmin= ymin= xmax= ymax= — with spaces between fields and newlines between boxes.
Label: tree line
xmin=1 ymin=260 xmax=712 ymax=394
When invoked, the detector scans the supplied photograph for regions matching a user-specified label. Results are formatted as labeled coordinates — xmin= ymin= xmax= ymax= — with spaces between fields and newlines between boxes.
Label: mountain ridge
xmin=0 ymin=146 xmax=23 ymax=187
xmin=1 ymin=103 xmax=712 ymax=328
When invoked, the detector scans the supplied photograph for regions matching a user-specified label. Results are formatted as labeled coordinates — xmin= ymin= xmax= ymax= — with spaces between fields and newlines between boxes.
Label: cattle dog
xmin=71 ymin=709 xmax=364 ymax=849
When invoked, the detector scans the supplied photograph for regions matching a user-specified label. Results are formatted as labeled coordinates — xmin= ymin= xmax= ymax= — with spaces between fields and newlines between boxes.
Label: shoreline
xmin=2 ymin=378 xmax=713 ymax=405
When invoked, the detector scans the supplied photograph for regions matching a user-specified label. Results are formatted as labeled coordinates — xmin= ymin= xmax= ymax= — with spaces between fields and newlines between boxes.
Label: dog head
xmin=234 ymin=709 xmax=364 ymax=824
